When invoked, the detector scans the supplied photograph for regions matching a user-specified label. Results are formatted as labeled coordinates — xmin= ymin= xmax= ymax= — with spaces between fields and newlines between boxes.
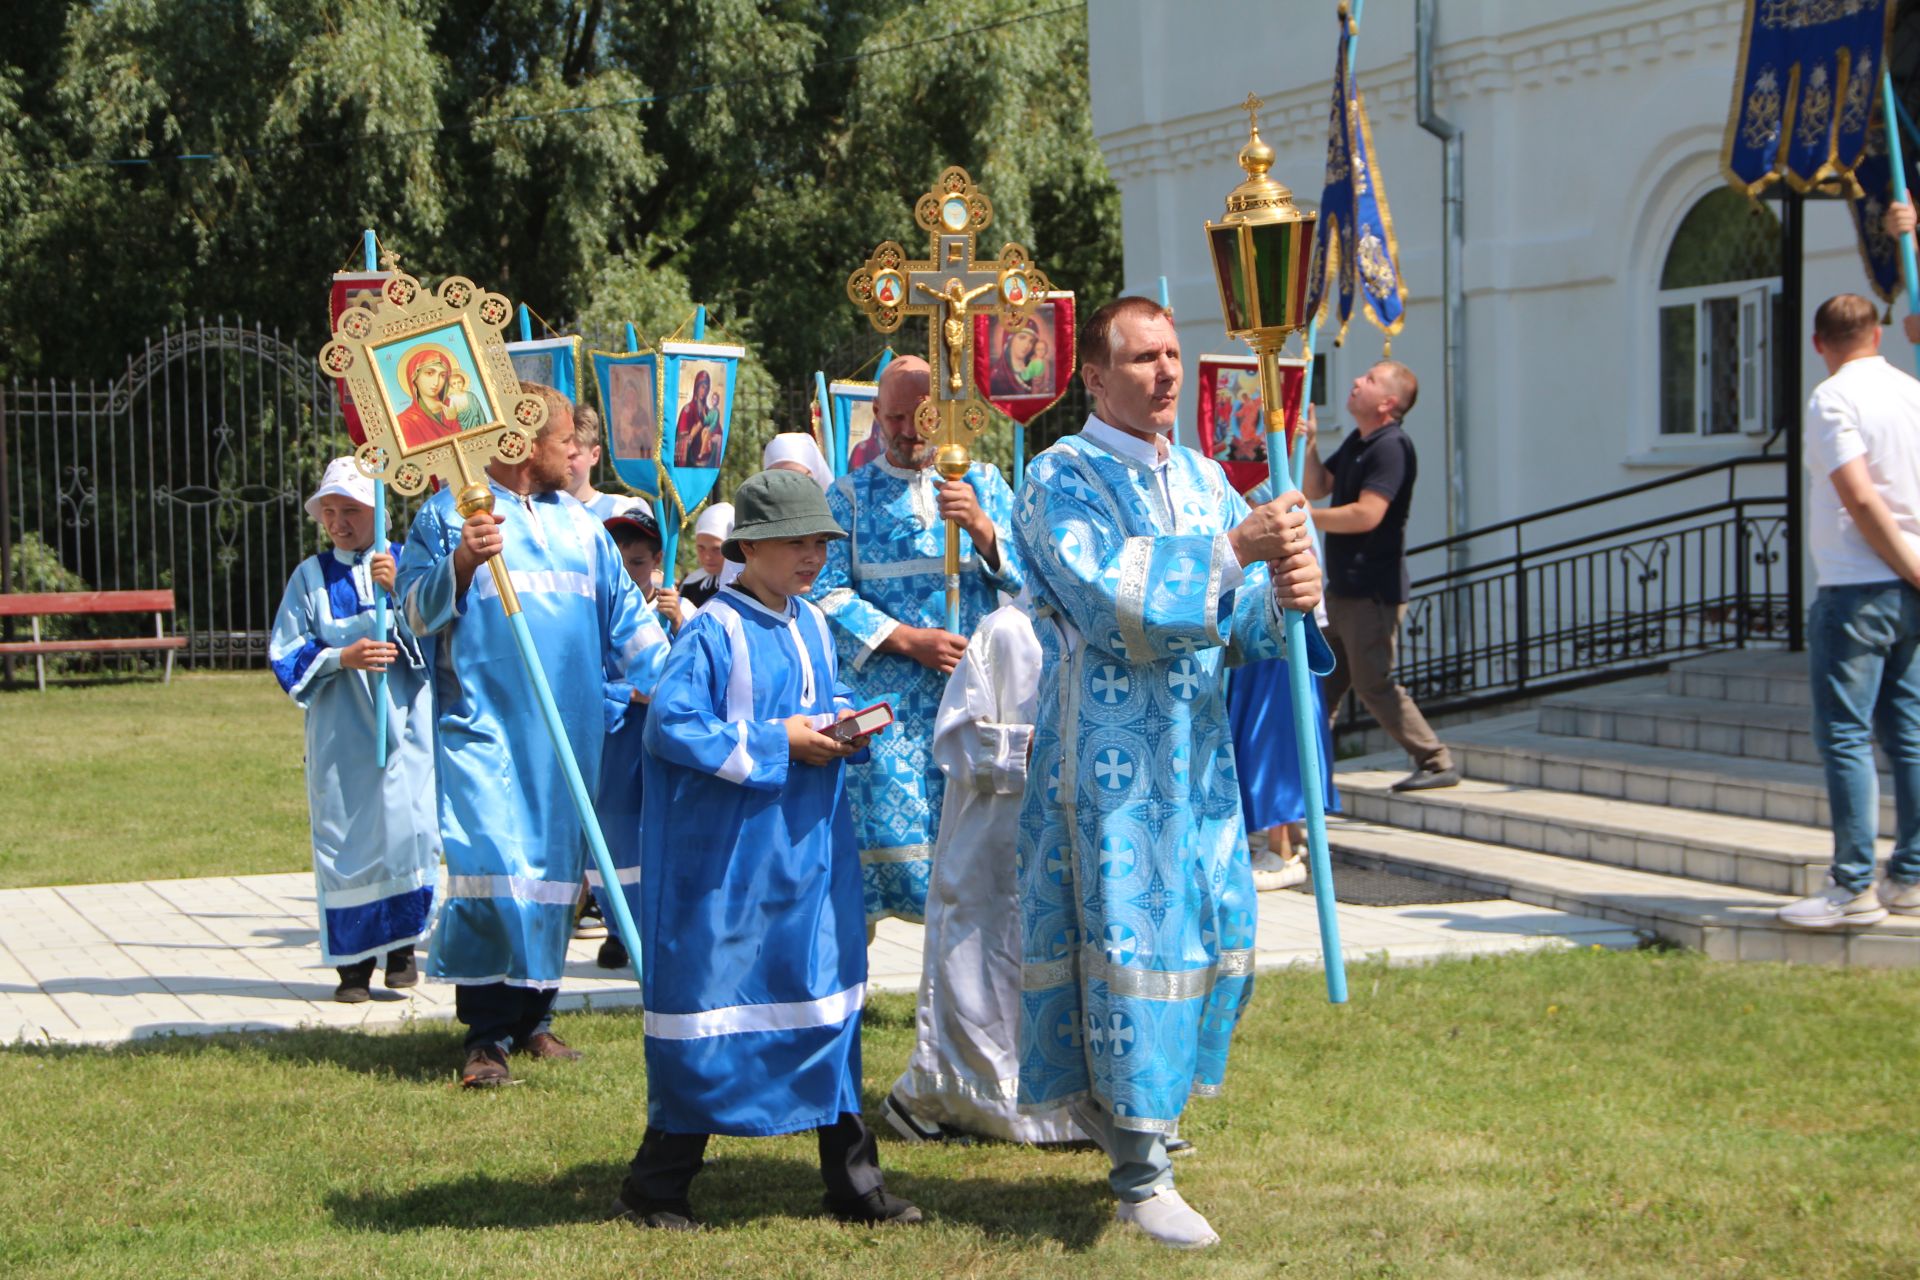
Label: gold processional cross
xmin=845 ymin=167 xmax=1054 ymax=624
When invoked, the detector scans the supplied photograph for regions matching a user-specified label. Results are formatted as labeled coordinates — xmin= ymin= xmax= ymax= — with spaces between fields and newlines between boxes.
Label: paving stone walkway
xmin=0 ymin=871 xmax=1641 ymax=1046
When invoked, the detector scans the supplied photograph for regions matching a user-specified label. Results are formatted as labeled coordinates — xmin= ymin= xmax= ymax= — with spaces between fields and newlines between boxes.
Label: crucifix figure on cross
xmin=845 ymin=165 xmax=1055 ymax=628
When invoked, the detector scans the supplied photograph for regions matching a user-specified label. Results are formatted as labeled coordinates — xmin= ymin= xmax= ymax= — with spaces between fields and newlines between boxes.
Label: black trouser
xmin=622 ymin=1112 xmax=884 ymax=1206
xmin=336 ymin=945 xmax=411 ymax=982
xmin=454 ymin=982 xmax=557 ymax=1053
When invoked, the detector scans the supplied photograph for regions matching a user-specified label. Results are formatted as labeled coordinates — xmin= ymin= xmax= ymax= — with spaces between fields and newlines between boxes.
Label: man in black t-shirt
xmin=1303 ymin=361 xmax=1457 ymax=791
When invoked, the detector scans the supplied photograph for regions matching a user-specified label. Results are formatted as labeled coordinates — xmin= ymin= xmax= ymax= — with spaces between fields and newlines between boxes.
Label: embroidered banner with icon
xmin=590 ymin=349 xmax=663 ymax=503
xmin=1303 ymin=3 xmax=1405 ymax=348
xmin=1196 ymin=353 xmax=1307 ymax=496
xmin=971 ymin=291 xmax=1076 ymax=424
xmin=659 ymin=340 xmax=744 ymax=515
xmin=1722 ymin=0 xmax=1891 ymax=197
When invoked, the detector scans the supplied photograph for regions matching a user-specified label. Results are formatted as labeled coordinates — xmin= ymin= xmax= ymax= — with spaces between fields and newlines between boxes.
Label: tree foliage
xmin=0 ymin=0 xmax=1120 ymax=420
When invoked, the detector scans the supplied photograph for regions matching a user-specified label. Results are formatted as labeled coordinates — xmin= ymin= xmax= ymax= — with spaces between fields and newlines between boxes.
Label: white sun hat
xmin=305 ymin=456 xmax=376 ymax=521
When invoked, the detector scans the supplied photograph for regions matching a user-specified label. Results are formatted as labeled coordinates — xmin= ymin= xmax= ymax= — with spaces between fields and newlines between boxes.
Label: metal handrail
xmin=1406 ymin=453 xmax=1782 ymax=558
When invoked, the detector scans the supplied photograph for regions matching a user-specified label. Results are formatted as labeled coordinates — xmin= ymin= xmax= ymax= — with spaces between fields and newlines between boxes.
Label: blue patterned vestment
xmin=1013 ymin=420 xmax=1334 ymax=1133
xmin=810 ymin=458 xmax=1022 ymax=923
xmin=270 ymin=545 xmax=440 ymax=965
xmin=639 ymin=586 xmax=866 ymax=1135
xmin=397 ymin=483 xmax=670 ymax=989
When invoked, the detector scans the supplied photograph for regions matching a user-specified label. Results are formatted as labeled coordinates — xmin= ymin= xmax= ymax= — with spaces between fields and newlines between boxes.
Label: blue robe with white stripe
xmin=640 ymin=585 xmax=866 ymax=1136
xmin=397 ymin=482 xmax=671 ymax=989
xmin=588 ymin=686 xmax=646 ymax=928
xmin=270 ymin=545 xmax=440 ymax=965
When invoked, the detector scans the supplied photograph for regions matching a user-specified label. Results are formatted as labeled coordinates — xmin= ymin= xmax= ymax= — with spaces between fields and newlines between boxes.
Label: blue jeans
xmin=1809 ymin=582 xmax=1920 ymax=892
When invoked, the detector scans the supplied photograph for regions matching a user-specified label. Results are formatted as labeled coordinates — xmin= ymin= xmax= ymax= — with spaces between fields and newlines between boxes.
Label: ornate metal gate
xmin=3 ymin=320 xmax=348 ymax=668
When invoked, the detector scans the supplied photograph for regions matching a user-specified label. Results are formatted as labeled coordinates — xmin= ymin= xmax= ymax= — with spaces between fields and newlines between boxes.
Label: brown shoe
xmin=460 ymin=1045 xmax=514 ymax=1089
xmin=522 ymin=1031 xmax=583 ymax=1062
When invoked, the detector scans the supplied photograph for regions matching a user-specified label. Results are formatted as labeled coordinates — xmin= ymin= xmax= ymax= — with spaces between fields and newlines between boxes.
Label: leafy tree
xmin=0 ymin=0 xmax=1120 ymax=429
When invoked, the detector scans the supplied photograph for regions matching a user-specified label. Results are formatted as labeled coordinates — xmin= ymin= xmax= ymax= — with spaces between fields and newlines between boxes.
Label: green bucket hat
xmin=722 ymin=468 xmax=847 ymax=562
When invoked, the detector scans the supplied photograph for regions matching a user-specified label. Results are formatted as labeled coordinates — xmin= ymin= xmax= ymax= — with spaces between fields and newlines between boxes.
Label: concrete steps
xmin=1336 ymin=768 xmax=1863 ymax=898
xmin=1324 ymin=818 xmax=1920 ymax=967
xmin=1441 ymin=713 xmax=1895 ymax=839
xmin=1328 ymin=650 xmax=1912 ymax=967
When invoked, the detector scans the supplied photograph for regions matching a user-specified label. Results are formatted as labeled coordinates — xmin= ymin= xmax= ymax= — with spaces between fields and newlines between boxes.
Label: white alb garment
xmin=892 ymin=602 xmax=1083 ymax=1143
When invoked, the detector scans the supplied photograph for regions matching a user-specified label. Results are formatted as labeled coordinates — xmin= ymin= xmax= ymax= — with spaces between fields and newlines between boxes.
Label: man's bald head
xmin=875 ymin=355 xmax=935 ymax=470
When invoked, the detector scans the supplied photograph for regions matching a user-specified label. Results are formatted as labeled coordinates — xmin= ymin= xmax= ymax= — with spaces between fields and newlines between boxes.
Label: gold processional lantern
xmin=1204 ymin=94 xmax=1317 ymax=451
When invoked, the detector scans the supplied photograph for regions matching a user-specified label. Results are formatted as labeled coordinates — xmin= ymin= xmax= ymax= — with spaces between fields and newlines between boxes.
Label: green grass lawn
xmin=0 ymin=673 xmax=309 ymax=888
xmin=4 ymin=949 xmax=1919 ymax=1279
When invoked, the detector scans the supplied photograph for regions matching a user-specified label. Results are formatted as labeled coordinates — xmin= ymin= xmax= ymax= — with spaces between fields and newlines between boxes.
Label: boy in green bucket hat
xmin=616 ymin=469 xmax=920 ymax=1231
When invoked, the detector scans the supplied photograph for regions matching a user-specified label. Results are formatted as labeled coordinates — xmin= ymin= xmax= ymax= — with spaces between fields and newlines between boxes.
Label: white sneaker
xmin=1250 ymin=847 xmax=1308 ymax=892
xmin=1778 ymin=878 xmax=1888 ymax=929
xmin=1116 ymin=1188 xmax=1219 ymax=1249
xmin=1879 ymin=878 xmax=1920 ymax=915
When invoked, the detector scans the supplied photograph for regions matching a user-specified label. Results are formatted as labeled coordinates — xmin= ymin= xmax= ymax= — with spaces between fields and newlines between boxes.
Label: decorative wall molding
xmin=1099 ymin=0 xmax=1743 ymax=182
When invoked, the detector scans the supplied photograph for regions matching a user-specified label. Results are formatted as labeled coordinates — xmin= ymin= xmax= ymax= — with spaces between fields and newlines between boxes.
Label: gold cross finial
xmin=1242 ymin=92 xmax=1264 ymax=134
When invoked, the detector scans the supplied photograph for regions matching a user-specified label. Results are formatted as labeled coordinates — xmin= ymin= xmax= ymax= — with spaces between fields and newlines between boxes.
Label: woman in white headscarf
xmin=678 ymin=501 xmax=740 ymax=613
xmin=762 ymin=432 xmax=834 ymax=491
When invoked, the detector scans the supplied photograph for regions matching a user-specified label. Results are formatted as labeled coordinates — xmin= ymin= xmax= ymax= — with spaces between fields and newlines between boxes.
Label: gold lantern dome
xmin=1206 ymin=94 xmax=1317 ymax=348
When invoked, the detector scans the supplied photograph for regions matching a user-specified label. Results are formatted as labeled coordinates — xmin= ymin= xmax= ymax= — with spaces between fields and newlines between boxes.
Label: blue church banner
xmin=658 ymin=339 xmax=744 ymax=516
xmin=590 ymin=348 xmax=662 ymax=502
xmin=1304 ymin=3 xmax=1405 ymax=348
xmin=506 ymin=335 xmax=584 ymax=404
xmin=1723 ymin=0 xmax=1891 ymax=197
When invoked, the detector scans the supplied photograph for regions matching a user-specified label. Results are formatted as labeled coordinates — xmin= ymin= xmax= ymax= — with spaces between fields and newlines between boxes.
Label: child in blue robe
xmin=614 ymin=469 xmax=921 ymax=1232
xmin=269 ymin=457 xmax=440 ymax=1003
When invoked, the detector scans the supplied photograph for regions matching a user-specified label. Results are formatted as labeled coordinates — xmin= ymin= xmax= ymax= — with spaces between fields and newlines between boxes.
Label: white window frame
xmin=1655 ymin=276 xmax=1779 ymax=441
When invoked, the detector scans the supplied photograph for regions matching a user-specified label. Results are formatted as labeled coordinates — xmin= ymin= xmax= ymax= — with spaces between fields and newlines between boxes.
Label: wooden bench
xmin=0 ymin=590 xmax=186 ymax=690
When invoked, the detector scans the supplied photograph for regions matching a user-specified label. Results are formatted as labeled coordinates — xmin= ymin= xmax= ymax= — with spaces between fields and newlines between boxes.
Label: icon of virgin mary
xmin=393 ymin=345 xmax=465 ymax=450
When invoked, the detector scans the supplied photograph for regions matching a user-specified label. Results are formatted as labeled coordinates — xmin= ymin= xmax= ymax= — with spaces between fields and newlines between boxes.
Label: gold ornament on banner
xmin=319 ymin=271 xmax=548 ymax=613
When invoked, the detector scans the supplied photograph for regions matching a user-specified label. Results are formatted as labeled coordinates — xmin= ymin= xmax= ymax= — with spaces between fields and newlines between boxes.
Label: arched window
xmin=1657 ymin=189 xmax=1782 ymax=437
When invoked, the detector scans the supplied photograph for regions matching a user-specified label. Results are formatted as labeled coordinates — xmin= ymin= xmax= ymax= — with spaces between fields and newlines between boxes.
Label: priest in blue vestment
xmin=397 ymin=385 xmax=671 ymax=1088
xmin=1014 ymin=298 xmax=1331 ymax=1250
xmin=810 ymin=356 xmax=1023 ymax=924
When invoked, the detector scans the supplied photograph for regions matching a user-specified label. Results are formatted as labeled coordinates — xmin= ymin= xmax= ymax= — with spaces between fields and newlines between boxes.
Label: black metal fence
xmin=1355 ymin=455 xmax=1790 ymax=723
xmin=3 ymin=320 xmax=347 ymax=669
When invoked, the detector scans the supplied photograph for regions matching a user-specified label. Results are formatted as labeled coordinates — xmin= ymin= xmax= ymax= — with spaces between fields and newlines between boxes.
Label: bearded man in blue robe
xmin=810 ymin=356 xmax=1023 ymax=924
xmin=397 ymin=384 xmax=671 ymax=1088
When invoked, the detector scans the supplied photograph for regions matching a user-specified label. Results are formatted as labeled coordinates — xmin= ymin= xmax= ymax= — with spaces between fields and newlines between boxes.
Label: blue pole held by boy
xmin=362 ymin=229 xmax=392 ymax=768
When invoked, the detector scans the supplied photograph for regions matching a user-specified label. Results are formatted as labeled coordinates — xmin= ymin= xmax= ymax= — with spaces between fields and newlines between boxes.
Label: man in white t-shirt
xmin=1778 ymin=293 xmax=1920 ymax=929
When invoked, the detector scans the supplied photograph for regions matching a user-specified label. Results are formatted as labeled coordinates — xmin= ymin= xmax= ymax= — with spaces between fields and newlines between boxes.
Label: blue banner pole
xmin=517 ymin=303 xmax=533 ymax=344
xmin=1159 ymin=275 xmax=1180 ymax=454
xmin=1275 ymin=0 xmax=1367 ymax=1005
xmin=1883 ymin=70 xmax=1920 ymax=369
xmin=814 ymin=371 xmax=835 ymax=475
xmin=659 ymin=307 xmax=708 ymax=587
xmin=361 ymin=230 xmax=392 ymax=769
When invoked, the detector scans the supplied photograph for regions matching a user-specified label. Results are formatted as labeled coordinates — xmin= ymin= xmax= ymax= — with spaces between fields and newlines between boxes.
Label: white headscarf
xmin=762 ymin=432 xmax=834 ymax=491
xmin=690 ymin=502 xmax=742 ymax=588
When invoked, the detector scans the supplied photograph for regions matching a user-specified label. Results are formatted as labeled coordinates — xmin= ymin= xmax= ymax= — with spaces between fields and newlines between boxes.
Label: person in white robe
xmin=884 ymin=598 xmax=1082 ymax=1145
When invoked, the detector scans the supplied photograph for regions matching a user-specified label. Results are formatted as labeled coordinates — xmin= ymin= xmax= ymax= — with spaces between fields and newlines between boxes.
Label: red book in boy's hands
xmin=825 ymin=702 xmax=892 ymax=744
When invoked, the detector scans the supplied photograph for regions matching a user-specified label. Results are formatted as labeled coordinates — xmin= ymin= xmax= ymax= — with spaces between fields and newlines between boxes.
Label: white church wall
xmin=1091 ymin=0 xmax=1892 ymax=580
